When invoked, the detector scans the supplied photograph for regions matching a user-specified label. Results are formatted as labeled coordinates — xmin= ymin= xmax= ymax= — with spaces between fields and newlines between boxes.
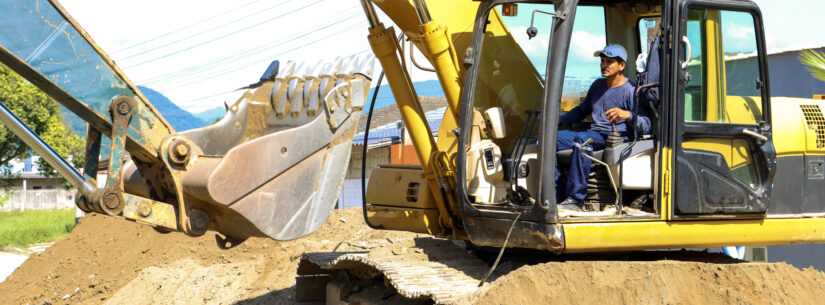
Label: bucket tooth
xmin=272 ymin=61 xmax=298 ymax=115
xmin=303 ymin=60 xmax=325 ymax=115
xmin=288 ymin=62 xmax=307 ymax=116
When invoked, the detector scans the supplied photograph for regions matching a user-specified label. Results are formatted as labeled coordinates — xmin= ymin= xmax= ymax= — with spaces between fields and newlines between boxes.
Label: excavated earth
xmin=1 ymin=209 xmax=824 ymax=305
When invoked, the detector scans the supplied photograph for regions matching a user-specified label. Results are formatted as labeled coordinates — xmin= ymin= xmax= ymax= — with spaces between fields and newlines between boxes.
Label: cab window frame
xmin=677 ymin=1 xmax=773 ymax=133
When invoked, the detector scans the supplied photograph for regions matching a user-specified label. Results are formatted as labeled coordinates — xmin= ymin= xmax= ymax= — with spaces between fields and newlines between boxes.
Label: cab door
xmin=673 ymin=1 xmax=776 ymax=216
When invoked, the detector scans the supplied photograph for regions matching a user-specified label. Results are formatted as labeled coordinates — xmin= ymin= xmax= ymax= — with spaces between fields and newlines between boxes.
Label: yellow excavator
xmin=1 ymin=0 xmax=824 ymax=304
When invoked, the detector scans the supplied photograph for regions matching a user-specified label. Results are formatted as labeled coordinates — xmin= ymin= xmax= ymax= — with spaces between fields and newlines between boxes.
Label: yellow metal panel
xmin=704 ymin=10 xmax=725 ymax=122
xmin=563 ymin=218 xmax=825 ymax=252
xmin=373 ymin=0 xmax=484 ymax=60
xmin=374 ymin=1 xmax=543 ymax=153
xmin=660 ymin=147 xmax=672 ymax=220
xmin=367 ymin=166 xmax=436 ymax=209
xmin=436 ymin=108 xmax=459 ymax=153
xmin=367 ymin=205 xmax=443 ymax=235
xmin=771 ymin=97 xmax=824 ymax=155
xmin=723 ymin=96 xmax=761 ymax=125
xmin=682 ymin=138 xmax=733 ymax=167
xmin=730 ymin=139 xmax=752 ymax=169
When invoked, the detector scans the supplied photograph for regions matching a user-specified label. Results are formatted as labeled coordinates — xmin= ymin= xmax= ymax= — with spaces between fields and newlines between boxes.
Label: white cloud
xmin=510 ymin=26 xmax=551 ymax=55
xmin=752 ymin=0 xmax=825 ymax=52
xmin=570 ymin=31 xmax=605 ymax=62
xmin=725 ymin=23 xmax=755 ymax=40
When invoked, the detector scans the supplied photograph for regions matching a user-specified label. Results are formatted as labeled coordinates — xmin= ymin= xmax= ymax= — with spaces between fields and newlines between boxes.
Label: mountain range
xmin=61 ymin=86 xmax=206 ymax=136
xmin=138 ymin=86 xmax=205 ymax=132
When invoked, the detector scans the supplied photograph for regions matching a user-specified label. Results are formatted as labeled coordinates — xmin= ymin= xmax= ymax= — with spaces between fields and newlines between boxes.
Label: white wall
xmin=0 ymin=189 xmax=76 ymax=212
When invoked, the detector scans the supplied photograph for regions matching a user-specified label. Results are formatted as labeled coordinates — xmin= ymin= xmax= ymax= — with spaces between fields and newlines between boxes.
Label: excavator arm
xmin=0 ymin=0 xmax=376 ymax=242
xmin=358 ymin=0 xmax=550 ymax=236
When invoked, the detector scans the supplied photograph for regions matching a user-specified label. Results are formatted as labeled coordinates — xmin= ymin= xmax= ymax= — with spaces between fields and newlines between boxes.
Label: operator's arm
xmin=625 ymin=93 xmax=652 ymax=136
xmin=604 ymin=89 xmax=651 ymax=135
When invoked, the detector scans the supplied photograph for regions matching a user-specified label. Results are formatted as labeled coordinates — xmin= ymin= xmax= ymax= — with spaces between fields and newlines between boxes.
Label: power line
xmin=169 ymin=19 xmax=364 ymax=89
xmin=138 ymin=7 xmax=361 ymax=85
xmin=122 ymin=0 xmax=326 ymax=69
xmin=175 ymin=31 xmax=370 ymax=107
xmin=114 ymin=0 xmax=270 ymax=54
xmin=177 ymin=47 xmax=372 ymax=107
xmin=119 ymin=0 xmax=301 ymax=60
xmin=145 ymin=13 xmax=362 ymax=87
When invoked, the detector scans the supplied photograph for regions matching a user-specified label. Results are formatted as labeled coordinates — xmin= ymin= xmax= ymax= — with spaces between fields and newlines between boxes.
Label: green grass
xmin=0 ymin=209 xmax=76 ymax=248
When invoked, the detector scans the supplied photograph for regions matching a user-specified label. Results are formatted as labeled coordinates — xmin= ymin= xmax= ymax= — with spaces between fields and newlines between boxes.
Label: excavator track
xmin=294 ymin=236 xmax=770 ymax=305
xmin=296 ymin=238 xmax=491 ymax=305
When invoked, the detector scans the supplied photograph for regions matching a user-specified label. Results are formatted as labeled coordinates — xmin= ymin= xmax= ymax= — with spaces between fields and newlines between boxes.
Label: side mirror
xmin=526 ymin=10 xmax=556 ymax=40
xmin=526 ymin=27 xmax=538 ymax=40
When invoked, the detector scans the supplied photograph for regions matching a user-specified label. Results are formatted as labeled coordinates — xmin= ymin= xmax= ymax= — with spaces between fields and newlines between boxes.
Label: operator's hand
xmin=605 ymin=108 xmax=632 ymax=124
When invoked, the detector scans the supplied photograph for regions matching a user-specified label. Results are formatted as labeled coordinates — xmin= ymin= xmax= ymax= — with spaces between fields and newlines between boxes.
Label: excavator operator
xmin=555 ymin=44 xmax=652 ymax=212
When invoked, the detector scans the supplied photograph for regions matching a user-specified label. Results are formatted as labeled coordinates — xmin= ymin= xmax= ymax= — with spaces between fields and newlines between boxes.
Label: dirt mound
xmin=0 ymin=209 xmax=414 ymax=305
xmin=469 ymin=260 xmax=825 ymax=305
xmin=3 ymin=209 xmax=825 ymax=305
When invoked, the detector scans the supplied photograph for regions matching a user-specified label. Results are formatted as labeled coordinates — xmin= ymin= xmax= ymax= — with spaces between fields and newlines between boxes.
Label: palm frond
xmin=800 ymin=49 xmax=825 ymax=82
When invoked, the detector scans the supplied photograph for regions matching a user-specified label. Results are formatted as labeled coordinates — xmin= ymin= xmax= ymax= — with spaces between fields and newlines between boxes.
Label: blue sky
xmin=505 ymin=1 xmax=822 ymax=82
xmin=501 ymin=4 xmax=606 ymax=79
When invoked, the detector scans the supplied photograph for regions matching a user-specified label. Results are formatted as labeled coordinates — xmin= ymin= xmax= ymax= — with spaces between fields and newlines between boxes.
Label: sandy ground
xmin=0 ymin=252 xmax=27 ymax=283
xmin=1 ymin=209 xmax=825 ymax=305
xmin=0 ymin=209 xmax=414 ymax=305
xmin=470 ymin=260 xmax=825 ymax=305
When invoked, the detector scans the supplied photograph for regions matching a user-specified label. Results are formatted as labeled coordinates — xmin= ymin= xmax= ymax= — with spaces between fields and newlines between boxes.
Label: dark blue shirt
xmin=559 ymin=78 xmax=651 ymax=135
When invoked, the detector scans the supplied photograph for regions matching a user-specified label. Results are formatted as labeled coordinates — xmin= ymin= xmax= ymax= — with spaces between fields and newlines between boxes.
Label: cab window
xmin=638 ymin=17 xmax=660 ymax=56
xmin=500 ymin=5 xmax=607 ymax=111
xmin=683 ymin=8 xmax=764 ymax=125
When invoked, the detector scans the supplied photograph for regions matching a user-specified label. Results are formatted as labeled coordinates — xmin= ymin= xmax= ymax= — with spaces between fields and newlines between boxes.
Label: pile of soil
xmin=2 ymin=208 xmax=825 ymax=305
xmin=0 ymin=209 xmax=414 ymax=305
xmin=470 ymin=260 xmax=825 ymax=305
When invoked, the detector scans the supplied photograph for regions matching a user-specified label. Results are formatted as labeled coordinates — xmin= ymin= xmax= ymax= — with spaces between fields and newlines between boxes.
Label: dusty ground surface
xmin=470 ymin=259 xmax=825 ymax=305
xmin=0 ymin=209 xmax=413 ymax=305
xmin=1 ymin=209 xmax=824 ymax=305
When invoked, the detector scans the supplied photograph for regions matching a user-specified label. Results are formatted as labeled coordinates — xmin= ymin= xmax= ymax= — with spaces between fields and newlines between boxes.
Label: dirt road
xmin=1 ymin=209 xmax=824 ymax=305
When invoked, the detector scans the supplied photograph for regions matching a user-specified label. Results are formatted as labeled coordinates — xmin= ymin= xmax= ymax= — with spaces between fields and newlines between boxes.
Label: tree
xmin=0 ymin=64 xmax=54 ymax=165
xmin=36 ymin=114 xmax=85 ymax=177
xmin=0 ymin=63 xmax=85 ymax=180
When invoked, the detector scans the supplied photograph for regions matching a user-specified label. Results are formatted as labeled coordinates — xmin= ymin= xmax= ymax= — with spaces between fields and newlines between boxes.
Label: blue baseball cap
xmin=594 ymin=44 xmax=628 ymax=62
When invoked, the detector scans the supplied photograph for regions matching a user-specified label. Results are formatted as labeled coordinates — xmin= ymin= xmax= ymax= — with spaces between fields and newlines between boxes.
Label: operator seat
xmin=556 ymin=138 xmax=654 ymax=165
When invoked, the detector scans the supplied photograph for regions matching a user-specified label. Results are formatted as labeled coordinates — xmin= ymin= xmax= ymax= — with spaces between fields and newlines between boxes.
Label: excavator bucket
xmin=0 ymin=0 xmax=376 ymax=241
xmin=174 ymin=55 xmax=375 ymax=241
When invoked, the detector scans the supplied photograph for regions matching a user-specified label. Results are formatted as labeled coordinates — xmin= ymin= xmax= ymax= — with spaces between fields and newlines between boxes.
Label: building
xmin=1 ymin=156 xmax=66 ymax=191
xmin=341 ymin=97 xmax=446 ymax=208
xmin=1 ymin=156 xmax=75 ymax=212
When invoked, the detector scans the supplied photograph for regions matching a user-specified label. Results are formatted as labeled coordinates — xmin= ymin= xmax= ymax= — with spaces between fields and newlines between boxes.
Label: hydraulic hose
xmin=361 ymin=71 xmax=386 ymax=229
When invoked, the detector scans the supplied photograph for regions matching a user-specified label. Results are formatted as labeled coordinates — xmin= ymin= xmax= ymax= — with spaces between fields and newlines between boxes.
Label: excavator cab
xmin=453 ymin=0 xmax=777 ymax=251
xmin=361 ymin=0 xmax=790 ymax=253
